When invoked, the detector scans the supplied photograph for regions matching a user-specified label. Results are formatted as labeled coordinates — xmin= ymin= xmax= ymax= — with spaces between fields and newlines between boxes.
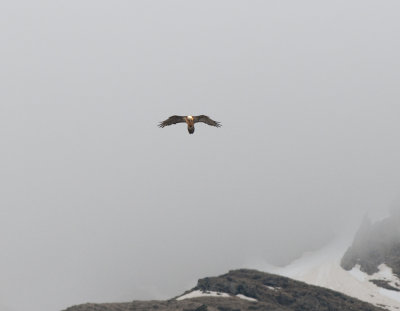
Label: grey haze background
xmin=1 ymin=1 xmax=400 ymax=311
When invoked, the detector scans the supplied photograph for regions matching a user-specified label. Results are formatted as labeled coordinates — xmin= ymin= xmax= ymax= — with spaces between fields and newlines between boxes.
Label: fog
xmin=1 ymin=1 xmax=400 ymax=311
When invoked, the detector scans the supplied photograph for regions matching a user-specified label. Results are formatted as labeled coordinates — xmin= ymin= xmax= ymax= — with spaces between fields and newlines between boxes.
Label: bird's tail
xmin=188 ymin=126 xmax=194 ymax=134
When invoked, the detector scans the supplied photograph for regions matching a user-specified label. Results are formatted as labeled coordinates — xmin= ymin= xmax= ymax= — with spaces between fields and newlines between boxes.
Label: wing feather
xmin=158 ymin=115 xmax=186 ymax=128
xmin=193 ymin=115 xmax=221 ymax=127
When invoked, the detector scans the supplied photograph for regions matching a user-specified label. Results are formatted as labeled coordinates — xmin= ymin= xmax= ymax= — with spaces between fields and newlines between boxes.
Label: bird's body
xmin=186 ymin=116 xmax=195 ymax=134
xmin=158 ymin=115 xmax=221 ymax=134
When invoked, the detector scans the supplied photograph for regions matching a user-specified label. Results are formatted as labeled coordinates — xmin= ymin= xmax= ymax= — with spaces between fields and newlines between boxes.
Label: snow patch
xmin=349 ymin=264 xmax=367 ymax=282
xmin=373 ymin=264 xmax=400 ymax=290
xmin=348 ymin=264 xmax=400 ymax=303
xmin=236 ymin=294 xmax=257 ymax=302
xmin=176 ymin=290 xmax=230 ymax=301
xmin=177 ymin=290 xmax=258 ymax=303
xmin=380 ymin=288 xmax=400 ymax=304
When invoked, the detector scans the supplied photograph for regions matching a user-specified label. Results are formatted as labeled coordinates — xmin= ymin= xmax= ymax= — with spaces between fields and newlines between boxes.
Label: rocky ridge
xmin=341 ymin=213 xmax=400 ymax=277
xmin=64 ymin=269 xmax=385 ymax=311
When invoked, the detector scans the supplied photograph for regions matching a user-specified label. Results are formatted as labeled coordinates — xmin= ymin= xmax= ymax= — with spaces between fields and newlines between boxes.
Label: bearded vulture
xmin=158 ymin=115 xmax=221 ymax=134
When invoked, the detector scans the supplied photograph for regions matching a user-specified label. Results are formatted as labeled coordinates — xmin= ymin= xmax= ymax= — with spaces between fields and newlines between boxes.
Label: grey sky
xmin=1 ymin=1 xmax=400 ymax=311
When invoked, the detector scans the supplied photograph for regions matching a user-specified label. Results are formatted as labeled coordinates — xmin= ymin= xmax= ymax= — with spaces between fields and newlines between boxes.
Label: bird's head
xmin=187 ymin=115 xmax=193 ymax=120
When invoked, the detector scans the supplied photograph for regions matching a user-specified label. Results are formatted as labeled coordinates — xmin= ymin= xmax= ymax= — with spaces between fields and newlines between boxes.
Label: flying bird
xmin=158 ymin=115 xmax=221 ymax=134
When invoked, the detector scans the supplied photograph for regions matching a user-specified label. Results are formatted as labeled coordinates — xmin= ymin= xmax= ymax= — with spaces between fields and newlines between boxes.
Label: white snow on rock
xmin=350 ymin=263 xmax=400 ymax=289
xmin=176 ymin=290 xmax=230 ymax=301
xmin=248 ymin=238 xmax=400 ymax=311
xmin=177 ymin=290 xmax=258 ymax=303
xmin=349 ymin=264 xmax=400 ymax=303
xmin=349 ymin=264 xmax=368 ymax=281
xmin=373 ymin=264 xmax=400 ymax=292
xmin=236 ymin=294 xmax=257 ymax=302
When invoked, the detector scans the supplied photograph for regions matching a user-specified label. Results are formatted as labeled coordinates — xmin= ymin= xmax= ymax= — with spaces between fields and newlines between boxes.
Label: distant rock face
xmin=63 ymin=269 xmax=385 ymax=311
xmin=341 ymin=213 xmax=400 ymax=276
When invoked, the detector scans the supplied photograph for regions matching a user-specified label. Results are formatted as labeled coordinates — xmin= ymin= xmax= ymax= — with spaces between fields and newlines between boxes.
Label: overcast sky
xmin=1 ymin=1 xmax=400 ymax=311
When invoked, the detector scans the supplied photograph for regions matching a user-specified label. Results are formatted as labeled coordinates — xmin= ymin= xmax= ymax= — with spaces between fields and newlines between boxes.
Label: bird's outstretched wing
xmin=193 ymin=115 xmax=221 ymax=127
xmin=158 ymin=115 xmax=186 ymax=128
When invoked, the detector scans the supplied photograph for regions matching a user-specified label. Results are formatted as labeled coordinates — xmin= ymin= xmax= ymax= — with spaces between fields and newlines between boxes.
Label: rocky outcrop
xmin=63 ymin=269 xmax=385 ymax=311
xmin=341 ymin=213 xmax=400 ymax=276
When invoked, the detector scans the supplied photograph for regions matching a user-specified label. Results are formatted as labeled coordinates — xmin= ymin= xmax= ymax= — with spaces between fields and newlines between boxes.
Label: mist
xmin=1 ymin=1 xmax=400 ymax=311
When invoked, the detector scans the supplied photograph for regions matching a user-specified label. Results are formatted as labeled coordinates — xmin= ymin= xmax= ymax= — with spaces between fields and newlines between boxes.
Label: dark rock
xmin=341 ymin=213 xmax=400 ymax=276
xmin=370 ymin=280 xmax=400 ymax=291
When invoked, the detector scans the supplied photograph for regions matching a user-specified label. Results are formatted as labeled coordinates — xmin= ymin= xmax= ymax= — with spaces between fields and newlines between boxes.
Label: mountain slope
xmin=63 ymin=269 xmax=384 ymax=311
xmin=255 ymin=237 xmax=400 ymax=311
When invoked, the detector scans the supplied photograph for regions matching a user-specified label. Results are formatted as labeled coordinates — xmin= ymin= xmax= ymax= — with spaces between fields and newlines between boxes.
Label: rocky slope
xmin=341 ymin=213 xmax=400 ymax=277
xmin=260 ymin=238 xmax=400 ymax=311
xmin=63 ymin=269 xmax=384 ymax=311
